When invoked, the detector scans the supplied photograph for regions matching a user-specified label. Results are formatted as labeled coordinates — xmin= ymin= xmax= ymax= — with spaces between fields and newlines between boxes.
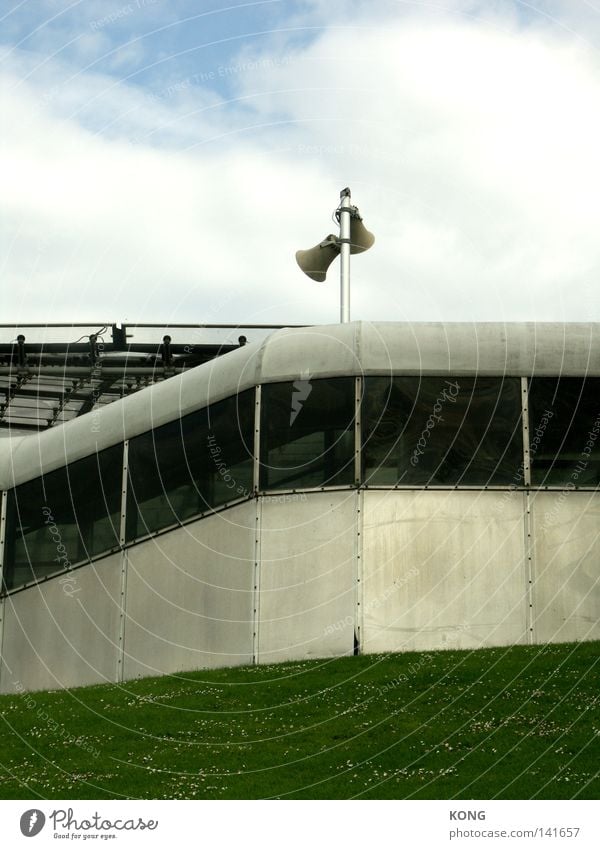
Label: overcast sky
xmin=2 ymin=0 xmax=600 ymax=328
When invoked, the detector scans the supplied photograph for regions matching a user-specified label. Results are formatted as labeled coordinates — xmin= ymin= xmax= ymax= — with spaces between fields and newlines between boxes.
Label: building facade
xmin=0 ymin=322 xmax=599 ymax=693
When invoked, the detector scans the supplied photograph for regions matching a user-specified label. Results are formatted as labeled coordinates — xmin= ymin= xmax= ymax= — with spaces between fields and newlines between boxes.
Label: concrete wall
xmin=1 ymin=489 xmax=598 ymax=692
xmin=530 ymin=492 xmax=600 ymax=644
xmin=361 ymin=490 xmax=528 ymax=653
xmin=257 ymin=492 xmax=356 ymax=663
xmin=0 ymin=552 xmax=122 ymax=694
xmin=122 ymin=502 xmax=256 ymax=679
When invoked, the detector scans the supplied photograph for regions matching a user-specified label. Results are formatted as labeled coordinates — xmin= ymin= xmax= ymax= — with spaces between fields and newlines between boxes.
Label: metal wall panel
xmin=258 ymin=323 xmax=359 ymax=382
xmin=122 ymin=501 xmax=255 ymax=680
xmin=530 ymin=492 xmax=600 ymax=644
xmin=2 ymin=485 xmax=598 ymax=695
xmin=361 ymin=490 xmax=528 ymax=653
xmin=258 ymin=492 xmax=357 ymax=663
xmin=0 ymin=553 xmax=122 ymax=694
xmin=358 ymin=322 xmax=600 ymax=377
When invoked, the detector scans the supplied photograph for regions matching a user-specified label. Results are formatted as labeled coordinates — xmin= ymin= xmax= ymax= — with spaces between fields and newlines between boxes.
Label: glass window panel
xmin=529 ymin=377 xmax=600 ymax=486
xmin=362 ymin=376 xmax=523 ymax=486
xmin=3 ymin=444 xmax=122 ymax=592
xmin=127 ymin=390 xmax=254 ymax=539
xmin=260 ymin=378 xmax=355 ymax=490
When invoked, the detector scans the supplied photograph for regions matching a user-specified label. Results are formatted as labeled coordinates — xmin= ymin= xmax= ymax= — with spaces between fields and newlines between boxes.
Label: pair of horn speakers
xmin=295 ymin=211 xmax=375 ymax=282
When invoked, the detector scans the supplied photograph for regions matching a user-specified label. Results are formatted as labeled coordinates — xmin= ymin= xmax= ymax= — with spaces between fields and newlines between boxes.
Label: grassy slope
xmin=0 ymin=641 xmax=598 ymax=800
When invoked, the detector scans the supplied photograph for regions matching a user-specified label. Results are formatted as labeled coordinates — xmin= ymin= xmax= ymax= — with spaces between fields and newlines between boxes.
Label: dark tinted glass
xmin=3 ymin=444 xmax=122 ymax=591
xmin=529 ymin=378 xmax=600 ymax=486
xmin=362 ymin=376 xmax=522 ymax=486
xmin=127 ymin=390 xmax=254 ymax=539
xmin=260 ymin=378 xmax=355 ymax=490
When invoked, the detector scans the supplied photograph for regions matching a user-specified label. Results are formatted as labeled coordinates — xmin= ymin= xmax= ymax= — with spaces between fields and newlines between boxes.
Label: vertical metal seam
xmin=355 ymin=488 xmax=364 ymax=654
xmin=118 ymin=440 xmax=129 ymax=546
xmin=252 ymin=496 xmax=261 ymax=665
xmin=0 ymin=490 xmax=7 ymax=590
xmin=524 ymin=490 xmax=535 ymax=644
xmin=354 ymin=376 xmax=363 ymax=653
xmin=116 ymin=441 xmax=129 ymax=683
xmin=252 ymin=383 xmax=262 ymax=663
xmin=354 ymin=375 xmax=362 ymax=486
xmin=521 ymin=378 xmax=534 ymax=643
xmin=0 ymin=491 xmax=8 ymax=692
xmin=521 ymin=376 xmax=531 ymax=487
xmin=253 ymin=384 xmax=261 ymax=495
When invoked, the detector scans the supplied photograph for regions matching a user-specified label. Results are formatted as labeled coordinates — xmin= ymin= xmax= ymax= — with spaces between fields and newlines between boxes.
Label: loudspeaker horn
xmin=349 ymin=214 xmax=375 ymax=254
xmin=295 ymin=233 xmax=340 ymax=282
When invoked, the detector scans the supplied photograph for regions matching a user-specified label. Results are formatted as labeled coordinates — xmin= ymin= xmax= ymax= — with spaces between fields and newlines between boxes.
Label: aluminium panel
xmin=361 ymin=490 xmax=528 ymax=653
xmin=530 ymin=491 xmax=600 ymax=644
xmin=122 ymin=500 xmax=255 ymax=680
xmin=258 ymin=491 xmax=357 ymax=663
xmin=0 ymin=553 xmax=122 ymax=694
xmin=259 ymin=323 xmax=359 ymax=383
xmin=358 ymin=322 xmax=600 ymax=377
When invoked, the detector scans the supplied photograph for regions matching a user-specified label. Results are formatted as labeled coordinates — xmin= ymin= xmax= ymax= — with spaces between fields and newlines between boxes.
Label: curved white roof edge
xmin=1 ymin=320 xmax=599 ymax=489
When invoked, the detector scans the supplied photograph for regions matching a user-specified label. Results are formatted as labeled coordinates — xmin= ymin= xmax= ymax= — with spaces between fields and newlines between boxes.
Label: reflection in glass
xmin=362 ymin=376 xmax=522 ymax=485
xmin=260 ymin=378 xmax=355 ymax=490
xmin=3 ymin=445 xmax=122 ymax=591
xmin=529 ymin=378 xmax=600 ymax=486
xmin=127 ymin=390 xmax=254 ymax=539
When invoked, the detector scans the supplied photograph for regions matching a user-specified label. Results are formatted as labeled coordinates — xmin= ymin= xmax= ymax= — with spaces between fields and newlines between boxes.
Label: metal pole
xmin=339 ymin=187 xmax=352 ymax=323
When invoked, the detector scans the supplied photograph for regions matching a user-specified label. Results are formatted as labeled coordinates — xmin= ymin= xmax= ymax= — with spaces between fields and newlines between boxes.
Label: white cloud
xmin=0 ymin=65 xmax=341 ymax=324
xmin=2 ymin=6 xmax=600 ymax=326
xmin=229 ymin=16 xmax=600 ymax=320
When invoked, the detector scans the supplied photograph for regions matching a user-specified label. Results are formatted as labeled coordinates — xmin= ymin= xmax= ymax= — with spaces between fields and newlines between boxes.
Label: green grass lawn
xmin=0 ymin=641 xmax=598 ymax=799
